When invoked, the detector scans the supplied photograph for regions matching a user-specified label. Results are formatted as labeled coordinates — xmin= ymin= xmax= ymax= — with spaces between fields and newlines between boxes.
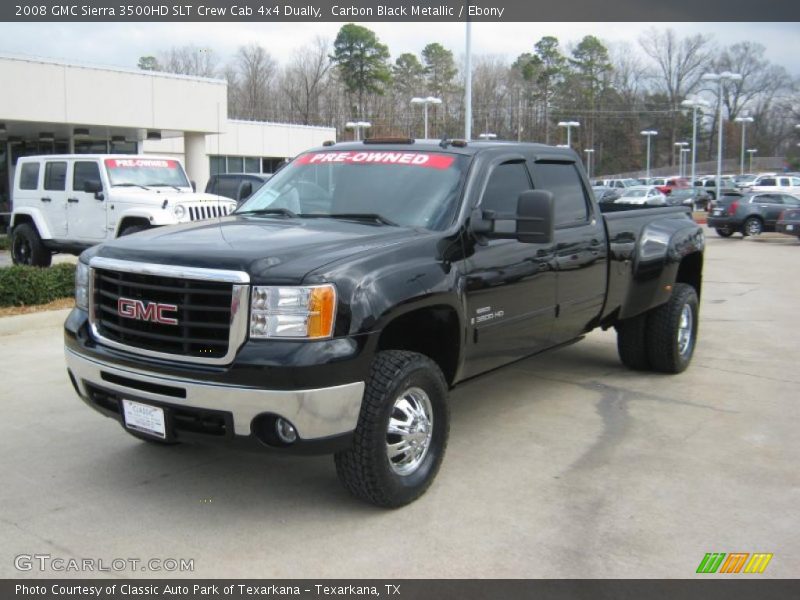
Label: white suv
xmin=9 ymin=155 xmax=237 ymax=266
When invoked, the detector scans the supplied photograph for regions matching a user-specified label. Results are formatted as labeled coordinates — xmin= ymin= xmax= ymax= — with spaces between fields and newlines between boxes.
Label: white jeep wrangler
xmin=9 ymin=155 xmax=237 ymax=267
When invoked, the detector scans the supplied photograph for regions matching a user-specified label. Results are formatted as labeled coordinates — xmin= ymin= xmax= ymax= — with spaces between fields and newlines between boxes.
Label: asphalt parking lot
xmin=1 ymin=233 xmax=798 ymax=579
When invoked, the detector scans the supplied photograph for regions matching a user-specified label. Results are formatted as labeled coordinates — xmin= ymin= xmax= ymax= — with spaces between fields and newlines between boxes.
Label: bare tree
xmin=283 ymin=37 xmax=331 ymax=125
xmin=639 ymin=29 xmax=713 ymax=163
xmin=159 ymin=45 xmax=218 ymax=77
xmin=235 ymin=44 xmax=278 ymax=121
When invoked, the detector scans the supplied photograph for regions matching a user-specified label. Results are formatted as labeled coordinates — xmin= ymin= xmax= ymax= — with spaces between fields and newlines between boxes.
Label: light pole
xmin=681 ymin=148 xmax=691 ymax=179
xmin=584 ymin=148 xmax=595 ymax=180
xmin=345 ymin=121 xmax=371 ymax=141
xmin=681 ymin=97 xmax=710 ymax=187
xmin=734 ymin=116 xmax=754 ymax=174
xmin=747 ymin=148 xmax=757 ymax=173
xmin=702 ymin=71 xmax=742 ymax=200
xmin=557 ymin=121 xmax=580 ymax=148
xmin=640 ymin=130 xmax=658 ymax=180
xmin=674 ymin=142 xmax=689 ymax=176
xmin=411 ymin=96 xmax=442 ymax=139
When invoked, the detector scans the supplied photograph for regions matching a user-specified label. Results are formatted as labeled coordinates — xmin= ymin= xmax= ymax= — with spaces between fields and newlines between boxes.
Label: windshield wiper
xmin=113 ymin=183 xmax=150 ymax=190
xmin=303 ymin=213 xmax=399 ymax=227
xmin=235 ymin=208 xmax=299 ymax=218
xmin=149 ymin=183 xmax=183 ymax=191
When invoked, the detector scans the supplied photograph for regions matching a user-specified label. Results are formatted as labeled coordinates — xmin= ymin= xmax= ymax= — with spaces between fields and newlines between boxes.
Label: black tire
xmin=715 ymin=228 xmax=734 ymax=238
xmin=615 ymin=313 xmax=651 ymax=370
xmin=742 ymin=217 xmax=763 ymax=237
xmin=335 ymin=350 xmax=449 ymax=508
xmin=11 ymin=223 xmax=52 ymax=267
xmin=645 ymin=283 xmax=699 ymax=374
xmin=119 ymin=224 xmax=148 ymax=237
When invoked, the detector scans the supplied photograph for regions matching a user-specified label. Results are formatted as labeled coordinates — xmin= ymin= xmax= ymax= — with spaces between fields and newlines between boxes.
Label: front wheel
xmin=715 ymin=228 xmax=734 ymax=238
xmin=335 ymin=350 xmax=449 ymax=508
xmin=645 ymin=283 xmax=699 ymax=374
xmin=11 ymin=223 xmax=52 ymax=267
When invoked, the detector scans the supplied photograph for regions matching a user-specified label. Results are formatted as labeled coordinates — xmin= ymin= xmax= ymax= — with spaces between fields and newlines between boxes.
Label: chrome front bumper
xmin=65 ymin=348 xmax=365 ymax=440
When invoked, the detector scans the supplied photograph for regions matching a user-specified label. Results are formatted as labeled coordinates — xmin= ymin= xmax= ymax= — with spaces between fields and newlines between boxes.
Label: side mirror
xmin=237 ymin=181 xmax=253 ymax=202
xmin=472 ymin=190 xmax=554 ymax=245
xmin=516 ymin=190 xmax=554 ymax=244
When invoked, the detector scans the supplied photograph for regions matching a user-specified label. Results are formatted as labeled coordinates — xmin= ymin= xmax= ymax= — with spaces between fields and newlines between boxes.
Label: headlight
xmin=173 ymin=204 xmax=186 ymax=219
xmin=250 ymin=284 xmax=336 ymax=339
xmin=75 ymin=262 xmax=90 ymax=310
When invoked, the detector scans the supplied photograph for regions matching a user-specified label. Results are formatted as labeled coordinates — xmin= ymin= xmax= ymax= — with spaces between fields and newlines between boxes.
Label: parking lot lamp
xmin=702 ymin=71 xmax=742 ymax=200
xmin=584 ymin=148 xmax=595 ymax=179
xmin=557 ymin=121 xmax=580 ymax=148
xmin=734 ymin=116 xmax=754 ymax=175
xmin=674 ymin=142 xmax=689 ymax=176
xmin=747 ymin=148 xmax=757 ymax=173
xmin=411 ymin=96 xmax=442 ymax=139
xmin=681 ymin=98 xmax=711 ymax=188
xmin=681 ymin=147 xmax=691 ymax=179
xmin=640 ymin=130 xmax=658 ymax=179
xmin=478 ymin=132 xmax=497 ymax=140
xmin=345 ymin=121 xmax=371 ymax=141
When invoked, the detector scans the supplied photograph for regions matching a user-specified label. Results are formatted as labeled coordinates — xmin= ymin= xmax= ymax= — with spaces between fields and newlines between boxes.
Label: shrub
xmin=0 ymin=235 xmax=8 ymax=251
xmin=0 ymin=263 xmax=76 ymax=307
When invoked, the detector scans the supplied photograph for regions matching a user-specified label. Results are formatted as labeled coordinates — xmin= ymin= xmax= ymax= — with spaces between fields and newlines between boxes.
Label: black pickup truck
xmin=65 ymin=139 xmax=704 ymax=507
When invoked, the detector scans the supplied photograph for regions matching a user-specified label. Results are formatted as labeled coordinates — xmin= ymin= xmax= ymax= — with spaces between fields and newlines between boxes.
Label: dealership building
xmin=0 ymin=53 xmax=336 ymax=210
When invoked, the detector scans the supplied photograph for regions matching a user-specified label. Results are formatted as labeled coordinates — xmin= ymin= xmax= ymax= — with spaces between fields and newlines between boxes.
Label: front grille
xmin=188 ymin=204 xmax=230 ymax=221
xmin=93 ymin=268 xmax=234 ymax=359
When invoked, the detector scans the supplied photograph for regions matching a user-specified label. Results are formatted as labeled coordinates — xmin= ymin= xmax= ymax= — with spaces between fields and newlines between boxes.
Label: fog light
xmin=275 ymin=418 xmax=297 ymax=444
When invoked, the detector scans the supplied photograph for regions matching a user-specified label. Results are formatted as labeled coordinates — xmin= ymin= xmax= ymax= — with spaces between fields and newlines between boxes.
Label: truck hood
xmin=89 ymin=216 xmax=423 ymax=284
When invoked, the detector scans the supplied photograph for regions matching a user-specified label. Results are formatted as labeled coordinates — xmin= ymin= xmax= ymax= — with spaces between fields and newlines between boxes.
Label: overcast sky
xmin=0 ymin=22 xmax=798 ymax=76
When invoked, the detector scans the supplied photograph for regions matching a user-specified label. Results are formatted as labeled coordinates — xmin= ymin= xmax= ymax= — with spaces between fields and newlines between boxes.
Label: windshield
xmin=105 ymin=158 xmax=190 ymax=188
xmin=237 ymin=150 xmax=469 ymax=230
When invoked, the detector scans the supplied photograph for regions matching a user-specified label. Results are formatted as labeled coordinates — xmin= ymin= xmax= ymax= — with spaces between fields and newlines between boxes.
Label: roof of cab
xmin=304 ymin=139 xmax=578 ymax=158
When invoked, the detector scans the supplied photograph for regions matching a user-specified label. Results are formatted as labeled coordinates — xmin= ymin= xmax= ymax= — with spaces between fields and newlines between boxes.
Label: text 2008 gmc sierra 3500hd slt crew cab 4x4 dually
xmin=65 ymin=139 xmax=704 ymax=507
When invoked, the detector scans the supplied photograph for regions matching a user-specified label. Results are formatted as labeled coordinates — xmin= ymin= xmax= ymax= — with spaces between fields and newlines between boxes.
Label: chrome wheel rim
xmin=746 ymin=220 xmax=762 ymax=236
xmin=677 ymin=304 xmax=694 ymax=358
xmin=386 ymin=387 xmax=434 ymax=476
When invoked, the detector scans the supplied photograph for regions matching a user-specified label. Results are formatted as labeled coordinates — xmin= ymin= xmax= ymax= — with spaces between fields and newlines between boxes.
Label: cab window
xmin=481 ymin=161 xmax=531 ymax=233
xmin=73 ymin=162 xmax=101 ymax=192
xmin=19 ymin=163 xmax=40 ymax=190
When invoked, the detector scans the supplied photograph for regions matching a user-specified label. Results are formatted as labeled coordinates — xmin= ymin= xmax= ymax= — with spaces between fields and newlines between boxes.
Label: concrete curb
xmin=0 ymin=308 xmax=71 ymax=337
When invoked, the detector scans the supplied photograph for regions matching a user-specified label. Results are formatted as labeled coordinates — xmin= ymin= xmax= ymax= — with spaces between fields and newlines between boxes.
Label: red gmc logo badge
xmin=117 ymin=297 xmax=178 ymax=325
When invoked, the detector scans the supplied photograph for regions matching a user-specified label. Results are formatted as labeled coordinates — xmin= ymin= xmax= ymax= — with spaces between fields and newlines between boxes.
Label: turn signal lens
xmin=307 ymin=286 xmax=336 ymax=339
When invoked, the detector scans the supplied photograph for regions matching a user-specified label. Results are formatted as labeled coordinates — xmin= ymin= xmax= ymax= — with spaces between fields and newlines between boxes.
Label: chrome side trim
xmin=88 ymin=258 xmax=250 ymax=366
xmin=89 ymin=257 xmax=250 ymax=284
xmin=66 ymin=348 xmax=365 ymax=439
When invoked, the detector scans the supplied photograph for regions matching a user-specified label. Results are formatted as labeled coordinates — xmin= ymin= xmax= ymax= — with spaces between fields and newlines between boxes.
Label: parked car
xmin=9 ymin=155 xmax=237 ymax=267
xmin=592 ymin=185 xmax=621 ymax=205
xmin=706 ymin=192 xmax=800 ymax=237
xmin=206 ymin=173 xmax=272 ymax=204
xmin=746 ymin=174 xmax=800 ymax=194
xmin=733 ymin=173 xmax=758 ymax=189
xmin=667 ymin=187 xmax=711 ymax=211
xmin=595 ymin=178 xmax=640 ymax=190
xmin=65 ymin=139 xmax=704 ymax=507
xmin=615 ymin=185 xmax=668 ymax=206
xmin=776 ymin=207 xmax=800 ymax=239
xmin=696 ymin=177 xmax=738 ymax=200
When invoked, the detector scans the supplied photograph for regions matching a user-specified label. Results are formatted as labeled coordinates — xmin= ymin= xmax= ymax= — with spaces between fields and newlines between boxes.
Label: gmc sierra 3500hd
xmin=64 ymin=139 xmax=704 ymax=507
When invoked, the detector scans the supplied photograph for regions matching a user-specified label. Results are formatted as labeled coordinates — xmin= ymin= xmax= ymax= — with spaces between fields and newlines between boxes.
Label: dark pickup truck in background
xmin=65 ymin=139 xmax=704 ymax=507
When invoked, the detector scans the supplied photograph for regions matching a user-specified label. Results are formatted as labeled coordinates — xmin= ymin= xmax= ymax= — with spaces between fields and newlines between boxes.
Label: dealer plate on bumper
xmin=122 ymin=399 xmax=166 ymax=439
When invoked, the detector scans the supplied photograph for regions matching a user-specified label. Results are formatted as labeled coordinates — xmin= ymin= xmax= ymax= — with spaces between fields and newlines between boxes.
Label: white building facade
xmin=0 ymin=53 xmax=335 ymax=210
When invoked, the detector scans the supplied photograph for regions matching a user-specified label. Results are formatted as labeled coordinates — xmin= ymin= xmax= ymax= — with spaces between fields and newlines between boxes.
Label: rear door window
xmin=531 ymin=162 xmax=590 ymax=227
xmin=44 ymin=162 xmax=67 ymax=191
xmin=19 ymin=163 xmax=40 ymax=190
